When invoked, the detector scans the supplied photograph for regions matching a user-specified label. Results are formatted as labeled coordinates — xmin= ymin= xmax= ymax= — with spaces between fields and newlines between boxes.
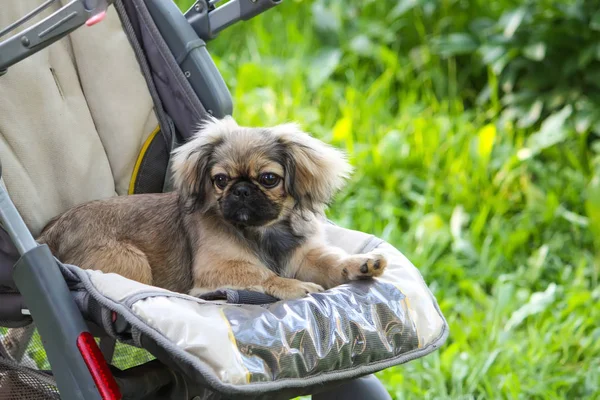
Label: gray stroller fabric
xmin=118 ymin=0 xmax=207 ymax=140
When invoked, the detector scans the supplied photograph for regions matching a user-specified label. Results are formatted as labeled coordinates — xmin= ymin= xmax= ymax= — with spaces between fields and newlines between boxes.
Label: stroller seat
xmin=0 ymin=1 xmax=448 ymax=399
xmin=0 ymin=1 xmax=160 ymax=237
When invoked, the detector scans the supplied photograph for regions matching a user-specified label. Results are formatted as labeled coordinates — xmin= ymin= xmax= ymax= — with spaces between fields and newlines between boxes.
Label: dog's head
xmin=170 ymin=116 xmax=352 ymax=228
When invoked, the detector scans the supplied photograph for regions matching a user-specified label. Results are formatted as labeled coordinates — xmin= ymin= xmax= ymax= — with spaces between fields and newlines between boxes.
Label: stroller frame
xmin=0 ymin=164 xmax=106 ymax=399
xmin=0 ymin=1 xmax=286 ymax=399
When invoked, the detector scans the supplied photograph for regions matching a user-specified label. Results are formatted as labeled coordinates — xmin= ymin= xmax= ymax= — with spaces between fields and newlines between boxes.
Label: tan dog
xmin=38 ymin=117 xmax=387 ymax=300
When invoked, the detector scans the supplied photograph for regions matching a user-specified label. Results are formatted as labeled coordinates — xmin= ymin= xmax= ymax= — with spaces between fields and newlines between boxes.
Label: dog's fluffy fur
xmin=38 ymin=117 xmax=387 ymax=299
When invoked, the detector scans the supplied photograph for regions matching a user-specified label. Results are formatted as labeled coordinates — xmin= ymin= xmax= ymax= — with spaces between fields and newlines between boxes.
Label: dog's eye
xmin=259 ymin=173 xmax=280 ymax=188
xmin=213 ymin=174 xmax=229 ymax=189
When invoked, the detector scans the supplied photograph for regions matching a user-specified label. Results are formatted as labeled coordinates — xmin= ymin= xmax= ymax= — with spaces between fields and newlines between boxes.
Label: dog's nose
xmin=232 ymin=183 xmax=251 ymax=198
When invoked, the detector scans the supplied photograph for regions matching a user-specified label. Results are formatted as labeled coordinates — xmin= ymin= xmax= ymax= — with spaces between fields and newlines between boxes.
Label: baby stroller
xmin=0 ymin=1 xmax=449 ymax=399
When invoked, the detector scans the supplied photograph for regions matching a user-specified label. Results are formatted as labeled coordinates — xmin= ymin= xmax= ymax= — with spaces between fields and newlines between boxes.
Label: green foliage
xmin=431 ymin=0 xmax=600 ymax=138
xmin=185 ymin=0 xmax=600 ymax=398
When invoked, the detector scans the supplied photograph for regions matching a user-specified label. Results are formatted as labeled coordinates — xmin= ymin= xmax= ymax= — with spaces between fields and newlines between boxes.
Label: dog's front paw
xmin=267 ymin=278 xmax=325 ymax=300
xmin=342 ymin=251 xmax=388 ymax=281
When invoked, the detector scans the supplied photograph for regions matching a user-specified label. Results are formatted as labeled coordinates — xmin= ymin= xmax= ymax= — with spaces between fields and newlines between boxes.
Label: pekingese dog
xmin=38 ymin=116 xmax=387 ymax=300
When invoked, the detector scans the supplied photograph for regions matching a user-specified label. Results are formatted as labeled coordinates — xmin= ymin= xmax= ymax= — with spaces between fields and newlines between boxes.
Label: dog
xmin=38 ymin=116 xmax=387 ymax=300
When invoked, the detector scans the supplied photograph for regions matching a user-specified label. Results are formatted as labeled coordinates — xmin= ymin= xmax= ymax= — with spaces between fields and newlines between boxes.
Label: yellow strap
xmin=128 ymin=125 xmax=161 ymax=195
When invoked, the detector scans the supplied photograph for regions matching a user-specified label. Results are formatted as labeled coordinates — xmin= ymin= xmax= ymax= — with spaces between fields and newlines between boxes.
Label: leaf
xmin=525 ymin=244 xmax=549 ymax=282
xmin=349 ymin=35 xmax=373 ymax=57
xmin=308 ymin=48 xmax=342 ymax=90
xmin=583 ymin=71 xmax=600 ymax=90
xmin=479 ymin=349 xmax=500 ymax=378
xmin=479 ymin=45 xmax=517 ymax=74
xmin=431 ymin=33 xmax=478 ymax=57
xmin=378 ymin=130 xmax=403 ymax=156
xmin=450 ymin=206 xmax=476 ymax=258
xmin=477 ymin=123 xmax=497 ymax=162
xmin=578 ymin=44 xmax=597 ymax=67
xmin=523 ymin=42 xmax=546 ymax=61
xmin=518 ymin=105 xmax=573 ymax=160
xmin=376 ymin=46 xmax=399 ymax=70
xmin=332 ymin=116 xmax=352 ymax=142
xmin=505 ymin=283 xmax=558 ymax=331
xmin=390 ymin=0 xmax=420 ymax=19
xmin=450 ymin=205 xmax=469 ymax=240
xmin=564 ymin=291 xmax=592 ymax=314
xmin=590 ymin=11 xmax=600 ymax=31
xmin=501 ymin=7 xmax=527 ymax=39
xmin=415 ymin=213 xmax=447 ymax=243
xmin=409 ymin=45 xmax=429 ymax=69
xmin=556 ymin=205 xmax=589 ymax=227
xmin=440 ymin=342 xmax=460 ymax=370
xmin=585 ymin=174 xmax=600 ymax=244
xmin=362 ymin=21 xmax=397 ymax=45
xmin=476 ymin=84 xmax=491 ymax=105
xmin=517 ymin=100 xmax=543 ymax=128
xmin=574 ymin=109 xmax=599 ymax=133
xmin=479 ymin=45 xmax=505 ymax=64
xmin=311 ymin=2 xmax=341 ymax=33
xmin=469 ymin=17 xmax=496 ymax=35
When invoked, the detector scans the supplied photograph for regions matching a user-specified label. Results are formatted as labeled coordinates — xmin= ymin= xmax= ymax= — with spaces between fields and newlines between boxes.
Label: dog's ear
xmin=273 ymin=123 xmax=353 ymax=212
xmin=170 ymin=116 xmax=234 ymax=212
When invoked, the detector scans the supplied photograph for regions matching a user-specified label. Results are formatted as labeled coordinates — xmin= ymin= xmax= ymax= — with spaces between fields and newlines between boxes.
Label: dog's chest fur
xmin=242 ymin=218 xmax=306 ymax=275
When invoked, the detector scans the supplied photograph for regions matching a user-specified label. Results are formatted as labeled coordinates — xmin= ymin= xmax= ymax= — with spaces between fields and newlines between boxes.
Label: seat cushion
xmin=62 ymin=223 xmax=448 ymax=396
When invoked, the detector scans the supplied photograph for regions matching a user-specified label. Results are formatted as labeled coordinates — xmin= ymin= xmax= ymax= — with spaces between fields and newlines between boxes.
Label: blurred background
xmin=174 ymin=1 xmax=599 ymax=398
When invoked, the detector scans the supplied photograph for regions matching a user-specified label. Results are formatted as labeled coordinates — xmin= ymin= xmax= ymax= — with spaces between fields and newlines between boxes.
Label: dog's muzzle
xmin=222 ymin=181 xmax=278 ymax=226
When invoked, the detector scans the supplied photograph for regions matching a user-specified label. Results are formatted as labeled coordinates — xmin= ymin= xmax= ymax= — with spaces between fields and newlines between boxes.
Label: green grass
xmin=174 ymin=0 xmax=600 ymax=398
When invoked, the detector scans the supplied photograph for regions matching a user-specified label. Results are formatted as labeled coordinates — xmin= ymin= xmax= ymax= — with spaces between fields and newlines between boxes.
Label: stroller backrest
xmin=0 ymin=1 xmax=166 ymax=236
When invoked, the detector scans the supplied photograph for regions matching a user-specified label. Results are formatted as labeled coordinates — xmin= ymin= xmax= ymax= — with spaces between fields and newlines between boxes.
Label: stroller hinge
xmin=185 ymin=0 xmax=283 ymax=42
